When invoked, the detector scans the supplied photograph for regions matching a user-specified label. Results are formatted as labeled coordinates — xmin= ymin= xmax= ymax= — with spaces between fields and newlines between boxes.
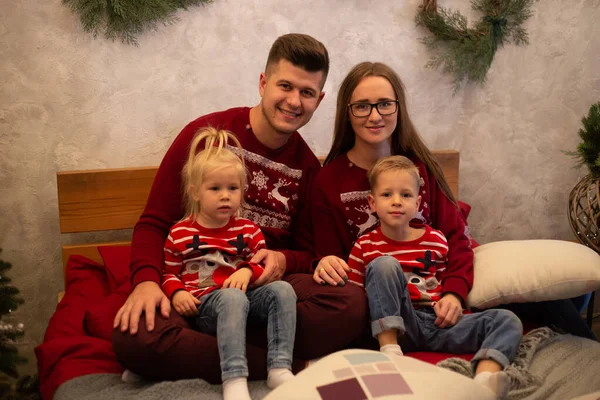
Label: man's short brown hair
xmin=265 ymin=33 xmax=329 ymax=86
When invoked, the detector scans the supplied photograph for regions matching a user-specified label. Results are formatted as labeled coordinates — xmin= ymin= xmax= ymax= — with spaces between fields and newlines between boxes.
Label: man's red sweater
xmin=131 ymin=107 xmax=321 ymax=287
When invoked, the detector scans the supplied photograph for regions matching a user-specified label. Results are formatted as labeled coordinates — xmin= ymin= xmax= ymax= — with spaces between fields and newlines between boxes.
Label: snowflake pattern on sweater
xmin=229 ymin=146 xmax=301 ymax=229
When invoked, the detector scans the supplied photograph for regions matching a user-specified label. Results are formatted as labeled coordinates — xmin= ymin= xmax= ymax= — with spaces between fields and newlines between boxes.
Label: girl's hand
xmin=223 ymin=268 xmax=253 ymax=292
xmin=313 ymin=256 xmax=350 ymax=286
xmin=172 ymin=290 xmax=201 ymax=317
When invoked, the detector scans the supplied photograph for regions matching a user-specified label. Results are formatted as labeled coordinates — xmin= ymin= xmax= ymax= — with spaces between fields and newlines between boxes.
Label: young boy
xmin=347 ymin=155 xmax=523 ymax=399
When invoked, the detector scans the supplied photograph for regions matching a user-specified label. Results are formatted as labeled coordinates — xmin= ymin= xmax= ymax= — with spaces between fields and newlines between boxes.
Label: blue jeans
xmin=195 ymin=281 xmax=297 ymax=381
xmin=365 ymin=256 xmax=523 ymax=370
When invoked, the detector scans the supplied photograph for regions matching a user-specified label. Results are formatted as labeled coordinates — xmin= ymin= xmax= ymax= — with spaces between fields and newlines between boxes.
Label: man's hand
xmin=172 ymin=290 xmax=201 ymax=317
xmin=223 ymin=268 xmax=253 ymax=293
xmin=433 ymin=293 xmax=463 ymax=328
xmin=249 ymin=249 xmax=286 ymax=287
xmin=113 ymin=281 xmax=171 ymax=335
xmin=313 ymin=256 xmax=350 ymax=286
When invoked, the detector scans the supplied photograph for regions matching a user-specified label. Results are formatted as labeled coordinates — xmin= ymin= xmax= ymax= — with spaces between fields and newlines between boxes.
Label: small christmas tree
xmin=565 ymin=102 xmax=600 ymax=178
xmin=0 ymin=250 xmax=39 ymax=400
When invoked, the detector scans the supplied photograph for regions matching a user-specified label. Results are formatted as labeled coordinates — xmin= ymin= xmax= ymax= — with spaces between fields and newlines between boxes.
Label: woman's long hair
xmin=325 ymin=62 xmax=457 ymax=205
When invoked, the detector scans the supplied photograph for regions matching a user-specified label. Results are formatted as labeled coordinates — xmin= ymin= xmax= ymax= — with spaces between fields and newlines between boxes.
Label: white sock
xmin=380 ymin=344 xmax=403 ymax=357
xmin=474 ymin=371 xmax=510 ymax=399
xmin=222 ymin=377 xmax=251 ymax=400
xmin=267 ymin=368 xmax=295 ymax=389
xmin=121 ymin=369 xmax=143 ymax=383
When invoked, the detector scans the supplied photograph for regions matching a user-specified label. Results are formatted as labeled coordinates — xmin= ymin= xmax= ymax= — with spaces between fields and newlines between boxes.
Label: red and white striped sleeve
xmin=161 ymin=229 xmax=187 ymax=300
xmin=232 ymin=219 xmax=265 ymax=282
xmin=347 ymin=237 xmax=367 ymax=287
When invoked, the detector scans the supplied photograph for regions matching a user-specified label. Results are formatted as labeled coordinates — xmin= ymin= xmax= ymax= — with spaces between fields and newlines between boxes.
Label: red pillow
xmin=83 ymin=282 xmax=131 ymax=341
xmin=63 ymin=255 xmax=109 ymax=304
xmin=39 ymin=255 xmax=121 ymax=399
xmin=97 ymin=245 xmax=132 ymax=292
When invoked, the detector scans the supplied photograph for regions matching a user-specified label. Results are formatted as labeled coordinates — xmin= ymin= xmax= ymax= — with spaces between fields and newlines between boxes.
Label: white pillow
xmin=265 ymin=349 xmax=495 ymax=400
xmin=466 ymin=240 xmax=600 ymax=309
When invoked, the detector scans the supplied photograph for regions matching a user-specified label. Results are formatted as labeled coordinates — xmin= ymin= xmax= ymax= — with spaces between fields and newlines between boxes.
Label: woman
xmin=312 ymin=61 xmax=596 ymax=340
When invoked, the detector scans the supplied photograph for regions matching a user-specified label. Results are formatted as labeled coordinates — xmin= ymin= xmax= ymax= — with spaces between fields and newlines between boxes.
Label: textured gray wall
xmin=1 ymin=0 xmax=599 ymax=374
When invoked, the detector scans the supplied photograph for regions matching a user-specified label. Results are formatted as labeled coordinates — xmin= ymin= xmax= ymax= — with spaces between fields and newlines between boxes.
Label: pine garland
xmin=62 ymin=0 xmax=214 ymax=46
xmin=415 ymin=0 xmax=536 ymax=93
xmin=564 ymin=102 xmax=600 ymax=178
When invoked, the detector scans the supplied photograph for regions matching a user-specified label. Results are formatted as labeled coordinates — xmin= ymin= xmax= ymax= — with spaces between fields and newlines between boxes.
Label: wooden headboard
xmin=57 ymin=150 xmax=459 ymax=276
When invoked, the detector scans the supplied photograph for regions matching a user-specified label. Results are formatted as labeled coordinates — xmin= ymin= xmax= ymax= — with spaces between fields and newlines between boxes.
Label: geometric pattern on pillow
xmin=265 ymin=349 xmax=495 ymax=400
xmin=467 ymin=240 xmax=600 ymax=309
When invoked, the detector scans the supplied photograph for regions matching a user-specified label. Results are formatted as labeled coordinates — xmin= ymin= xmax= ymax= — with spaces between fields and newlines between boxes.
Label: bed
xmin=36 ymin=150 xmax=600 ymax=400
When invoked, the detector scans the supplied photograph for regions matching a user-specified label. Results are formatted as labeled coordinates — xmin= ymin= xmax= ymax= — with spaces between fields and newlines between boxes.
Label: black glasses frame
xmin=347 ymin=100 xmax=399 ymax=117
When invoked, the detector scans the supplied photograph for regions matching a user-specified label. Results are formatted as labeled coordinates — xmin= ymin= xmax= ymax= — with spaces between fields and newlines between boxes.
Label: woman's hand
xmin=172 ymin=290 xmax=201 ymax=317
xmin=313 ymin=256 xmax=350 ymax=286
xmin=223 ymin=268 xmax=253 ymax=292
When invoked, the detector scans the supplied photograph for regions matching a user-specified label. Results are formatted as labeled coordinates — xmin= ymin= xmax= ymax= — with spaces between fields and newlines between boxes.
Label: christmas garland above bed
xmin=415 ymin=0 xmax=536 ymax=93
xmin=62 ymin=0 xmax=213 ymax=46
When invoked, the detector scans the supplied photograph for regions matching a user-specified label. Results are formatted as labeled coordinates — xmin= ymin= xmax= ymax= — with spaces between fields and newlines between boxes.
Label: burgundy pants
xmin=112 ymin=273 xmax=368 ymax=383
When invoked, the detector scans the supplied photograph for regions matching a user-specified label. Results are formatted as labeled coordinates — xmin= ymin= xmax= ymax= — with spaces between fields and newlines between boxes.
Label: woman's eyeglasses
xmin=348 ymin=100 xmax=399 ymax=118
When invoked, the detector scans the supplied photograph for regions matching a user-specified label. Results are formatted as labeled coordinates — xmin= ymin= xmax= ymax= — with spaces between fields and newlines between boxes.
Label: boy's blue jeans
xmin=195 ymin=281 xmax=297 ymax=381
xmin=366 ymin=256 xmax=523 ymax=370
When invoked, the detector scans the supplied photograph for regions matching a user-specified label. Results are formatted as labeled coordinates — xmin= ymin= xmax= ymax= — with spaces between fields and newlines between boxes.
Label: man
xmin=112 ymin=33 xmax=368 ymax=382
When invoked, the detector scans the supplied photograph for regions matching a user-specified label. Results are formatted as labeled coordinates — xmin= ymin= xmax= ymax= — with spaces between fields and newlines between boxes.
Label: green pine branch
xmin=564 ymin=102 xmax=600 ymax=178
xmin=63 ymin=0 xmax=214 ymax=45
xmin=415 ymin=0 xmax=536 ymax=93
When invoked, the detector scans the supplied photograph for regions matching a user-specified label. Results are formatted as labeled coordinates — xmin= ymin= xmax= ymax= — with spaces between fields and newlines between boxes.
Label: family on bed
xmin=111 ymin=33 xmax=596 ymax=400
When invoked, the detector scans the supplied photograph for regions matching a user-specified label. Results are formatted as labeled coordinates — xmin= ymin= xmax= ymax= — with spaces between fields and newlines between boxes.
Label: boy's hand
xmin=434 ymin=293 xmax=463 ymax=328
xmin=172 ymin=290 xmax=201 ymax=317
xmin=223 ymin=268 xmax=253 ymax=292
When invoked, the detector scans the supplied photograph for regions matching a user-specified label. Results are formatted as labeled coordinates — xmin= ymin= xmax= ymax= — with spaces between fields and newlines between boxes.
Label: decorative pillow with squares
xmin=265 ymin=349 xmax=494 ymax=400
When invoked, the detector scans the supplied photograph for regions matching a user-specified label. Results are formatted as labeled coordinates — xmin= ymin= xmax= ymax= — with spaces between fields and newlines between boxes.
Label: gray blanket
xmin=55 ymin=329 xmax=600 ymax=400
xmin=438 ymin=327 xmax=600 ymax=400
xmin=54 ymin=375 xmax=271 ymax=400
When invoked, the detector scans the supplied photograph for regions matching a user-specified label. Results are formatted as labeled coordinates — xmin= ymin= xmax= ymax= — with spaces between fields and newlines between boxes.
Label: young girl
xmin=348 ymin=155 xmax=522 ymax=399
xmin=163 ymin=127 xmax=296 ymax=400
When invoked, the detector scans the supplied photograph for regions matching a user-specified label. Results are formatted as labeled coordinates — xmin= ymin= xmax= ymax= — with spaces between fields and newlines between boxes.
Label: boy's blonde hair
xmin=182 ymin=127 xmax=247 ymax=220
xmin=368 ymin=155 xmax=421 ymax=192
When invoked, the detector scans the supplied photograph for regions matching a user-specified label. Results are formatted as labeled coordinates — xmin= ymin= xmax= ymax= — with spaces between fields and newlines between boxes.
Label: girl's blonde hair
xmin=368 ymin=155 xmax=421 ymax=192
xmin=182 ymin=127 xmax=247 ymax=220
